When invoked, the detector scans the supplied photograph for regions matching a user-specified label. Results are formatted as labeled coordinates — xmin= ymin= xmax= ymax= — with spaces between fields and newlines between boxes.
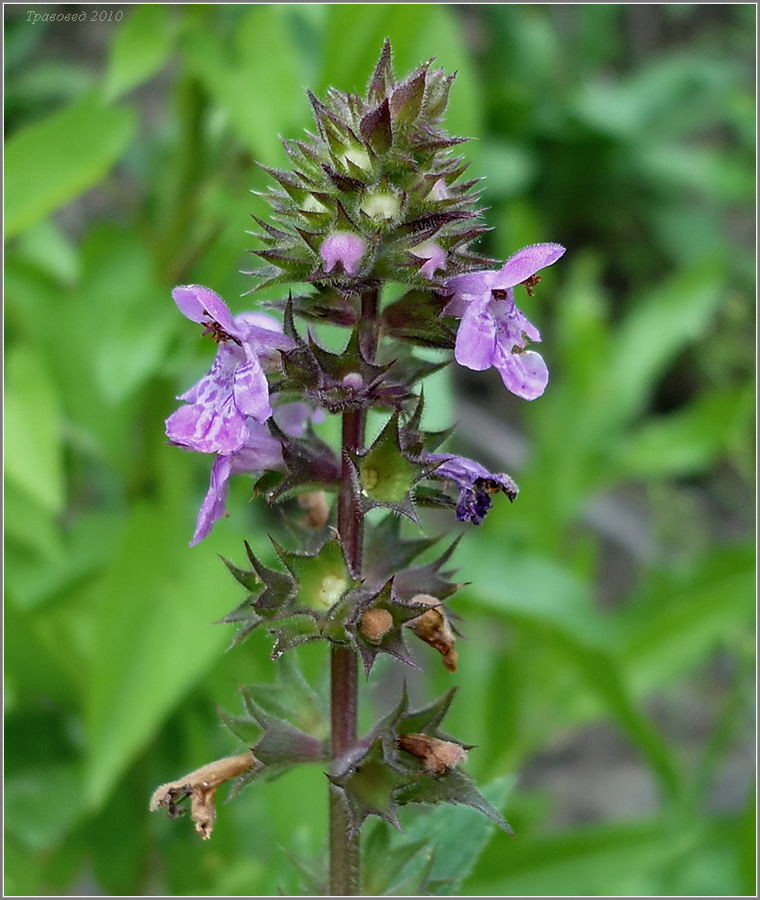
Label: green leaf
xmin=397 ymin=769 xmax=511 ymax=833
xmin=617 ymin=544 xmax=755 ymax=693
xmin=103 ymin=6 xmax=178 ymax=101
xmin=5 ymin=93 xmax=136 ymax=237
xmin=6 ymin=510 xmax=121 ymax=613
xmin=466 ymin=544 xmax=682 ymax=804
xmin=82 ymin=226 xmax=176 ymax=404
xmin=394 ymin=777 xmax=514 ymax=895
xmin=5 ymin=346 xmax=64 ymax=515
xmin=182 ymin=6 xmax=304 ymax=164
xmin=84 ymin=486 xmax=239 ymax=809
xmin=609 ymin=385 xmax=755 ymax=480
xmin=601 ymin=262 xmax=724 ymax=431
xmin=4 ymin=481 xmax=62 ymax=567
xmin=362 ymin=822 xmax=428 ymax=895
xmin=466 ymin=819 xmax=683 ymax=896
xmin=219 ymin=710 xmax=264 ymax=747
xmin=4 ymin=764 xmax=85 ymax=852
xmin=11 ymin=219 xmax=80 ymax=286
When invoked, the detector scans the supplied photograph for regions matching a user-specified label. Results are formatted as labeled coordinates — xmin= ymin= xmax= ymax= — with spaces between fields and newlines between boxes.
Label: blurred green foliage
xmin=4 ymin=4 xmax=755 ymax=896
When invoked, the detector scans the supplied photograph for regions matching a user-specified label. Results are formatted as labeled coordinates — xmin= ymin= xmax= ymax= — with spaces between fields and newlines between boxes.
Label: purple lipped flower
xmin=444 ymin=243 xmax=565 ymax=401
xmin=320 ymin=231 xmax=366 ymax=276
xmin=411 ymin=241 xmax=447 ymax=279
xmin=191 ymin=401 xmax=319 ymax=545
xmin=428 ymin=453 xmax=518 ymax=526
xmin=165 ymin=286 xmax=293 ymax=455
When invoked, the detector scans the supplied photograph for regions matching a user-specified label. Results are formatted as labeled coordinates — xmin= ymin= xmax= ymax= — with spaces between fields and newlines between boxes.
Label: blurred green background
xmin=4 ymin=3 xmax=756 ymax=896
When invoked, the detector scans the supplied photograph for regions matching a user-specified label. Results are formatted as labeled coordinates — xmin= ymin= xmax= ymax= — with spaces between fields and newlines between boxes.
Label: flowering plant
xmin=151 ymin=41 xmax=564 ymax=894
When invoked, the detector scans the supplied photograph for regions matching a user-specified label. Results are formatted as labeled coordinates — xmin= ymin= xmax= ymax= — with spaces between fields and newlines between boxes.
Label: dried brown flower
xmin=398 ymin=733 xmax=468 ymax=776
xmin=297 ymin=491 xmax=330 ymax=529
xmin=149 ymin=751 xmax=259 ymax=840
xmin=406 ymin=593 xmax=458 ymax=672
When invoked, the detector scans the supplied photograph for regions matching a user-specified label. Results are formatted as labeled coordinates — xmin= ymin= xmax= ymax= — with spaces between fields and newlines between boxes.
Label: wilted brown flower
xmin=398 ymin=733 xmax=467 ymax=776
xmin=149 ymin=751 xmax=259 ymax=840
xmin=406 ymin=593 xmax=458 ymax=672
xmin=297 ymin=491 xmax=330 ymax=529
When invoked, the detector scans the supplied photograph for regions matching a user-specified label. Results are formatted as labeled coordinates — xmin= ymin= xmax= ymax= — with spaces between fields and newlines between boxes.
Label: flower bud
xmin=398 ymin=733 xmax=467 ymax=775
xmin=359 ymin=607 xmax=394 ymax=644
xmin=410 ymin=240 xmax=446 ymax=279
xmin=340 ymin=145 xmax=372 ymax=172
xmin=342 ymin=371 xmax=364 ymax=390
xmin=320 ymin=231 xmax=366 ymax=276
xmin=302 ymin=193 xmax=328 ymax=213
xmin=360 ymin=189 xmax=401 ymax=222
xmin=407 ymin=594 xmax=458 ymax=672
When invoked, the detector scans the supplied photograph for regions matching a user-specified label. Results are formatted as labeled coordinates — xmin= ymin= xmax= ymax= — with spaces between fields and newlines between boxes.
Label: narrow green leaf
xmin=84 ymin=491 xmax=238 ymax=809
xmin=609 ymin=385 xmax=754 ymax=480
xmin=617 ymin=544 xmax=755 ymax=693
xmin=182 ymin=7 xmax=304 ymax=164
xmin=5 ymin=346 xmax=64 ymax=515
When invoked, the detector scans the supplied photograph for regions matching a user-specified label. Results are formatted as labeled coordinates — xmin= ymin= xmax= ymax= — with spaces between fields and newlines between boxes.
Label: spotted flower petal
xmin=189 ymin=401 xmax=322 ymax=545
xmin=492 ymin=345 xmax=548 ymax=401
xmin=443 ymin=243 xmax=564 ymax=400
xmin=166 ymin=348 xmax=250 ymax=455
xmin=166 ymin=288 xmax=285 ymax=454
xmin=454 ymin=296 xmax=496 ymax=371
xmin=191 ymin=455 xmax=234 ymax=546
xmin=232 ymin=351 xmax=272 ymax=423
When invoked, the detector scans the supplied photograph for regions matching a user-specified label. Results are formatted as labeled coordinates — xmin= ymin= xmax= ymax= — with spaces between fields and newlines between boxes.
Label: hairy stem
xmin=329 ymin=289 xmax=379 ymax=895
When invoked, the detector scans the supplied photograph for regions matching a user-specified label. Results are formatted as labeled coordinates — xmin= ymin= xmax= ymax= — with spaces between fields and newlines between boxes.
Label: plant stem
xmin=328 ymin=645 xmax=359 ymax=896
xmin=329 ymin=289 xmax=379 ymax=896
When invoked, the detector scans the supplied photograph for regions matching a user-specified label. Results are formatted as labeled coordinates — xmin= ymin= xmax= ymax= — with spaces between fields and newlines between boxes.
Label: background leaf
xmin=103 ymin=5 xmax=178 ymax=101
xmin=5 ymin=94 xmax=135 ymax=237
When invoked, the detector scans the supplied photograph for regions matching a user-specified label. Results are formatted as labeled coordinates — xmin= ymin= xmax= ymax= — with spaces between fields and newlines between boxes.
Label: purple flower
xmin=191 ymin=401 xmax=318 ymax=545
xmin=444 ymin=243 xmax=565 ymax=401
xmin=165 ymin=286 xmax=293 ymax=455
xmin=428 ymin=453 xmax=518 ymax=526
xmin=411 ymin=241 xmax=447 ymax=279
xmin=320 ymin=231 xmax=366 ymax=276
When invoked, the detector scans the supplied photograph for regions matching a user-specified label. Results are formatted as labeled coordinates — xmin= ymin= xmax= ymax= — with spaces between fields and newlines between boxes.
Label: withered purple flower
xmin=444 ymin=243 xmax=565 ymax=400
xmin=165 ymin=286 xmax=293 ymax=455
xmin=429 ymin=453 xmax=518 ymax=525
